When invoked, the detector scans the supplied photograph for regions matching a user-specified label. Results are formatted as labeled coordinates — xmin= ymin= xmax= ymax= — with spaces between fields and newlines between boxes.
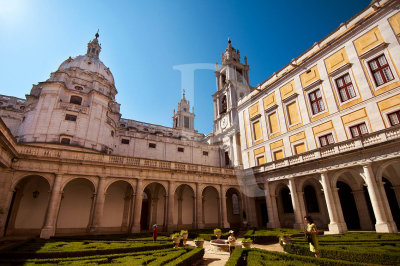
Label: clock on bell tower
xmin=210 ymin=36 xmax=251 ymax=167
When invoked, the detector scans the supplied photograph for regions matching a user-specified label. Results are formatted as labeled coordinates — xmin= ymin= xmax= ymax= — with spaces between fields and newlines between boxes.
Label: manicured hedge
xmin=243 ymin=228 xmax=323 ymax=244
xmin=284 ymin=232 xmax=400 ymax=265
xmin=226 ymin=248 xmax=363 ymax=266
xmin=0 ymin=247 xmax=203 ymax=265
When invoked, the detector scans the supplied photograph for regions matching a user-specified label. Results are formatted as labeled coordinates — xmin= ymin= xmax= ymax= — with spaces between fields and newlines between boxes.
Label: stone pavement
xmin=189 ymin=237 xmax=284 ymax=266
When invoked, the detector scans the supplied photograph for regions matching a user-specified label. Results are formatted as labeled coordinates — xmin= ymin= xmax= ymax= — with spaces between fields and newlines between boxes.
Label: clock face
xmin=221 ymin=116 xmax=228 ymax=129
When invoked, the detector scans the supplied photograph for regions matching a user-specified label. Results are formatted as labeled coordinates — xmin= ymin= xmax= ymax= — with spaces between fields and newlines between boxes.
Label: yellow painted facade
xmin=289 ymin=131 xmax=306 ymax=143
xmin=294 ymin=142 xmax=306 ymax=155
xmin=300 ymin=65 xmax=321 ymax=88
xmin=249 ymin=103 xmax=260 ymax=118
xmin=325 ymin=48 xmax=350 ymax=73
xmin=273 ymin=150 xmax=284 ymax=160
xmin=389 ymin=12 xmax=400 ymax=39
xmin=312 ymin=121 xmax=334 ymax=135
xmin=268 ymin=112 xmax=279 ymax=134
xmin=354 ymin=26 xmax=385 ymax=55
xmin=270 ymin=139 xmax=284 ymax=151
xmin=254 ymin=146 xmax=266 ymax=165
xmin=286 ymin=101 xmax=301 ymax=126
xmin=257 ymin=156 xmax=265 ymax=165
xmin=252 ymin=120 xmax=263 ymax=141
xmin=263 ymin=93 xmax=276 ymax=110
xmin=280 ymin=80 xmax=296 ymax=100
xmin=341 ymin=108 xmax=368 ymax=125
xmin=377 ymin=93 xmax=400 ymax=112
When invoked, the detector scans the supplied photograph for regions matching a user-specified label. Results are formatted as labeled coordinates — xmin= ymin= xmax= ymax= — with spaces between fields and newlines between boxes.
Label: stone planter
xmin=181 ymin=233 xmax=188 ymax=246
xmin=172 ymin=236 xmax=181 ymax=248
xmin=242 ymin=240 xmax=252 ymax=248
xmin=194 ymin=239 xmax=204 ymax=248
xmin=214 ymin=231 xmax=222 ymax=240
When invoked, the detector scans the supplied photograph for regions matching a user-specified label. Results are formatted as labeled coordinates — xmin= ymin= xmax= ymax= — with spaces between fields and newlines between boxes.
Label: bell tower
xmin=173 ymin=89 xmax=195 ymax=131
xmin=211 ymin=36 xmax=251 ymax=167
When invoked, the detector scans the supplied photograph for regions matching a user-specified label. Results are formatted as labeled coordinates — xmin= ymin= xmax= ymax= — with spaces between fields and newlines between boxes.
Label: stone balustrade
xmin=252 ymin=125 xmax=400 ymax=174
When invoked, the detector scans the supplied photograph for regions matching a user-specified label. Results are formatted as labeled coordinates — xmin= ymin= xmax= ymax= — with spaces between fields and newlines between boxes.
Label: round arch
xmin=202 ymin=186 xmax=220 ymax=228
xmin=174 ymin=184 xmax=195 ymax=229
xmin=226 ymin=187 xmax=242 ymax=227
xmin=102 ymin=180 xmax=134 ymax=232
xmin=56 ymin=178 xmax=95 ymax=232
xmin=5 ymin=175 xmax=50 ymax=236
xmin=275 ymin=182 xmax=294 ymax=228
xmin=141 ymin=182 xmax=167 ymax=231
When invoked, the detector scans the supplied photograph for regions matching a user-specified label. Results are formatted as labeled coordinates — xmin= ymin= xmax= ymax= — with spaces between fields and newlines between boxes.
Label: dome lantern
xmin=86 ymin=31 xmax=101 ymax=59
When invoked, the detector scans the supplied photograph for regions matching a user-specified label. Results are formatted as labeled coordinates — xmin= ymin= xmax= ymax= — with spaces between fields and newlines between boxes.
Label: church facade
xmin=0 ymin=0 xmax=399 ymax=238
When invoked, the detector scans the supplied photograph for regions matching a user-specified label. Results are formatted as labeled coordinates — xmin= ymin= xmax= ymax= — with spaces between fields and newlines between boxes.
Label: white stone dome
xmin=58 ymin=55 xmax=115 ymax=84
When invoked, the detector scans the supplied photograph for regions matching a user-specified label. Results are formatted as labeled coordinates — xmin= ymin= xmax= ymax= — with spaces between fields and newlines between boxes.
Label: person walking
xmin=152 ymin=224 xmax=158 ymax=241
xmin=227 ymin=230 xmax=236 ymax=255
xmin=304 ymin=216 xmax=319 ymax=258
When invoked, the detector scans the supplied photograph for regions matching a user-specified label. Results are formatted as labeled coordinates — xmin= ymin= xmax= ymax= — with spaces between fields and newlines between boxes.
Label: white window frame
xmin=362 ymin=47 xmax=399 ymax=91
xmin=305 ymin=87 xmax=328 ymax=118
xmin=315 ymin=131 xmax=336 ymax=148
xmin=381 ymin=106 xmax=400 ymax=128
xmin=329 ymin=66 xmax=361 ymax=106
xmin=345 ymin=119 xmax=371 ymax=139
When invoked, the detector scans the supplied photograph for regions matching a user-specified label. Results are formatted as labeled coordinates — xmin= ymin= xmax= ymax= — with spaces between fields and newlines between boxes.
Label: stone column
xmin=196 ymin=183 xmax=204 ymax=229
xmin=264 ymin=181 xmax=279 ymax=228
xmin=40 ymin=174 xmax=63 ymax=239
xmin=320 ymin=172 xmax=347 ymax=233
xmin=220 ymin=185 xmax=229 ymax=228
xmin=90 ymin=176 xmax=107 ymax=232
xmin=131 ymin=179 xmax=143 ymax=233
xmin=166 ymin=181 xmax=175 ymax=232
xmin=352 ymin=190 xmax=373 ymax=230
xmin=288 ymin=178 xmax=305 ymax=229
xmin=363 ymin=164 xmax=397 ymax=232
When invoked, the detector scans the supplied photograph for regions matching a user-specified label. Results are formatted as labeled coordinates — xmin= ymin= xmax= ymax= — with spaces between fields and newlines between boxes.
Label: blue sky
xmin=0 ymin=0 xmax=371 ymax=134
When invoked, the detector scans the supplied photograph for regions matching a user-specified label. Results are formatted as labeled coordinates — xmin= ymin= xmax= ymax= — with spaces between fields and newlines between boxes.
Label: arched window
xmin=232 ymin=194 xmax=240 ymax=215
xmin=281 ymin=187 xmax=293 ymax=213
xmin=70 ymin=96 xmax=82 ymax=105
xmin=304 ymin=185 xmax=320 ymax=213
xmin=74 ymin=86 xmax=83 ymax=91
xmin=220 ymin=95 xmax=227 ymax=114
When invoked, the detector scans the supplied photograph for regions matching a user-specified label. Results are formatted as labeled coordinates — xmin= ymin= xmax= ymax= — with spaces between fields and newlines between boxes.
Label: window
xmin=149 ymin=143 xmax=156 ymax=148
xmin=294 ymin=143 xmax=306 ymax=155
xmin=111 ymin=130 xmax=114 ymax=137
xmin=121 ymin=139 xmax=130 ymax=144
xmin=368 ymin=55 xmax=394 ymax=87
xmin=224 ymin=151 xmax=230 ymax=166
xmin=203 ymin=151 xmax=208 ymax=156
xmin=65 ymin=114 xmax=77 ymax=121
xmin=252 ymin=120 xmax=263 ymax=141
xmin=273 ymin=150 xmax=284 ymax=160
xmin=350 ymin=123 xmax=368 ymax=138
xmin=70 ymin=96 xmax=82 ymax=105
xmin=335 ymin=74 xmax=356 ymax=102
xmin=319 ymin=133 xmax=335 ymax=147
xmin=309 ymin=89 xmax=325 ymax=115
xmin=184 ymin=116 xmax=190 ymax=129
xmin=220 ymin=95 xmax=227 ymax=114
xmin=178 ymin=147 xmax=184 ymax=152
xmin=60 ymin=138 xmax=71 ymax=145
xmin=256 ymin=156 xmax=265 ymax=165
xmin=74 ymin=86 xmax=83 ymax=91
xmin=388 ymin=111 xmax=400 ymax=126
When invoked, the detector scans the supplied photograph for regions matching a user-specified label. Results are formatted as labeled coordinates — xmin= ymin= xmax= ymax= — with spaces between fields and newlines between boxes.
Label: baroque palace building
xmin=0 ymin=0 xmax=399 ymax=239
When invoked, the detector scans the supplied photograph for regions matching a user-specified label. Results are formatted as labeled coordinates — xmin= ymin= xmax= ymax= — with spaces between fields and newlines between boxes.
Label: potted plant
xmin=171 ymin=233 xmax=181 ymax=248
xmin=280 ymin=234 xmax=291 ymax=245
xmin=242 ymin=238 xmax=252 ymax=248
xmin=180 ymin=230 xmax=189 ymax=246
xmin=214 ymin=228 xmax=222 ymax=240
xmin=194 ymin=237 xmax=204 ymax=248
